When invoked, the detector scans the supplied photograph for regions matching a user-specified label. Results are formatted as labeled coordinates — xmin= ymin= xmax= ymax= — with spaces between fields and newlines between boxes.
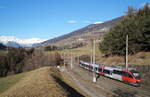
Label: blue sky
xmin=0 ymin=0 xmax=149 ymax=39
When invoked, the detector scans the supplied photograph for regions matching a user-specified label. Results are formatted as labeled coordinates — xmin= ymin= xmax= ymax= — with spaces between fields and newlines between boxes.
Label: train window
xmin=87 ymin=65 xmax=89 ymax=68
xmin=103 ymin=69 xmax=110 ymax=74
xmin=118 ymin=71 xmax=122 ymax=75
xmin=94 ymin=67 xmax=98 ymax=71
xmin=128 ymin=74 xmax=133 ymax=78
xmin=113 ymin=70 xmax=122 ymax=75
xmin=130 ymin=70 xmax=140 ymax=79
xmin=125 ymin=72 xmax=133 ymax=78
xmin=99 ymin=68 xmax=102 ymax=72
xmin=113 ymin=70 xmax=117 ymax=74
xmin=90 ymin=66 xmax=93 ymax=69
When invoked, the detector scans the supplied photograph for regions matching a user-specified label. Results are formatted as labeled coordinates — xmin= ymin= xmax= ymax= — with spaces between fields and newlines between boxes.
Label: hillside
xmin=0 ymin=67 xmax=87 ymax=97
xmin=38 ymin=16 xmax=123 ymax=47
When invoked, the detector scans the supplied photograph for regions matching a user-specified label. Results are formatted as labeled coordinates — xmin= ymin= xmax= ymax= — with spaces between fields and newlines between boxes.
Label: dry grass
xmin=0 ymin=67 xmax=67 ymax=97
xmin=0 ymin=72 xmax=27 ymax=94
xmin=0 ymin=67 xmax=86 ymax=97
xmin=97 ymin=52 xmax=150 ymax=66
xmin=56 ymin=43 xmax=150 ymax=66
xmin=0 ymin=51 xmax=7 ymax=56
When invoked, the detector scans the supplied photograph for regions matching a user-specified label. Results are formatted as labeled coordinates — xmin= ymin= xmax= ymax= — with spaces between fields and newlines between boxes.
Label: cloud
xmin=67 ymin=20 xmax=103 ymax=24
xmin=67 ymin=20 xmax=77 ymax=24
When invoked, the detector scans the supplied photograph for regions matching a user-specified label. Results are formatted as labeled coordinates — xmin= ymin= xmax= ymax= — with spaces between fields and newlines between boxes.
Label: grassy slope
xmin=0 ymin=72 xmax=27 ymax=94
xmin=0 ymin=67 xmax=87 ymax=97
xmin=0 ymin=51 xmax=7 ymax=56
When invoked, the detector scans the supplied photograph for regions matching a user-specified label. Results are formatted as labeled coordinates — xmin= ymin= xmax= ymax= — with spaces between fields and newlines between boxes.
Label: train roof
xmin=110 ymin=66 xmax=137 ymax=71
xmin=110 ymin=66 xmax=125 ymax=70
xmin=80 ymin=61 xmax=138 ymax=71
xmin=105 ymin=66 xmax=114 ymax=70
xmin=80 ymin=60 xmax=101 ymax=67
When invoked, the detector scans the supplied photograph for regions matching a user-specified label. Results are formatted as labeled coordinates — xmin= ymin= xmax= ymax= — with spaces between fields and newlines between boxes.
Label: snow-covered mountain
xmin=6 ymin=41 xmax=21 ymax=48
xmin=0 ymin=36 xmax=47 ymax=47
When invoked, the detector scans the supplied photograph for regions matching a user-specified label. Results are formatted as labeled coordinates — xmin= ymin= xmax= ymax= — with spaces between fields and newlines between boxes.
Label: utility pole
xmin=93 ymin=39 xmax=96 ymax=83
xmin=90 ymin=26 xmax=96 ymax=83
xmin=64 ymin=58 xmax=66 ymax=70
xmin=93 ymin=39 xmax=96 ymax=64
xmin=90 ymin=39 xmax=93 ymax=63
xmin=126 ymin=35 xmax=128 ymax=70
xmin=70 ymin=50 xmax=73 ymax=70
xmin=77 ymin=54 xmax=80 ymax=64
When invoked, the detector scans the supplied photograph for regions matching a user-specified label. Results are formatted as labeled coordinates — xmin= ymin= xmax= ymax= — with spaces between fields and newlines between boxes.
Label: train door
xmin=90 ymin=64 xmax=93 ymax=71
xmin=112 ymin=70 xmax=122 ymax=81
xmin=94 ymin=67 xmax=98 ymax=73
xmin=99 ymin=65 xmax=105 ymax=75
xmin=103 ymin=69 xmax=112 ymax=78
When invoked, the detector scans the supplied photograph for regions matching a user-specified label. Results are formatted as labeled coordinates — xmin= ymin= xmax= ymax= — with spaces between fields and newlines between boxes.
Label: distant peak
xmin=0 ymin=36 xmax=47 ymax=47
xmin=94 ymin=21 xmax=103 ymax=24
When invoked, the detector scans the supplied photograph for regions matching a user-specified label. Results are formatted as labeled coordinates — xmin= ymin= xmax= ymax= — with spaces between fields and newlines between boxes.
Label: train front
xmin=130 ymin=69 xmax=142 ymax=86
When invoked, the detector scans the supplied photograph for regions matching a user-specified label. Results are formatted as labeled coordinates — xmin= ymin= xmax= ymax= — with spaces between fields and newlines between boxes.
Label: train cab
xmin=122 ymin=69 xmax=141 ymax=86
xmin=130 ymin=69 xmax=141 ymax=85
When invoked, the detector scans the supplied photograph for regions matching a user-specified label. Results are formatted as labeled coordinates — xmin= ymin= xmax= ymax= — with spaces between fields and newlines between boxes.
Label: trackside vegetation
xmin=0 ymin=72 xmax=27 ymax=94
xmin=0 ymin=47 xmax=34 ymax=77
xmin=99 ymin=3 xmax=150 ymax=56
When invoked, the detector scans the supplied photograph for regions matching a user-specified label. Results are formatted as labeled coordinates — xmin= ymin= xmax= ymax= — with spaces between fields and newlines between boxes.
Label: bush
xmin=0 ymin=47 xmax=35 ymax=77
xmin=44 ymin=45 xmax=58 ymax=51
xmin=0 ymin=55 xmax=9 ymax=77
xmin=7 ymin=48 xmax=27 ymax=74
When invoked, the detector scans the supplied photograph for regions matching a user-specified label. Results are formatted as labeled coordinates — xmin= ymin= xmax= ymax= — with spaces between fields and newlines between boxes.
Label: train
xmin=79 ymin=60 xmax=142 ymax=86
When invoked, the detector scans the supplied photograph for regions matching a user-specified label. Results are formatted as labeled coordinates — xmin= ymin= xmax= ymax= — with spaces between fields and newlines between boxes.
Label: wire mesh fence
xmin=130 ymin=65 xmax=150 ymax=73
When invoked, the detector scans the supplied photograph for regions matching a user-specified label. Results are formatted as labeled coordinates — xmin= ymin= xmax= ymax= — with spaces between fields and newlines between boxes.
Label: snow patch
xmin=94 ymin=21 xmax=103 ymax=24
xmin=0 ymin=36 xmax=47 ymax=46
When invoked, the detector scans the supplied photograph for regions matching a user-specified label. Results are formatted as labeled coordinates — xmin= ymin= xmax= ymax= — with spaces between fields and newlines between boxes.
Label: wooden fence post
xmin=148 ymin=65 xmax=150 ymax=72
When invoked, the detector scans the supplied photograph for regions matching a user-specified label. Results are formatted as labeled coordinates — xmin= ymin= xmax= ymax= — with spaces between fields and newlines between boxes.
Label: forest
xmin=99 ymin=3 xmax=150 ymax=56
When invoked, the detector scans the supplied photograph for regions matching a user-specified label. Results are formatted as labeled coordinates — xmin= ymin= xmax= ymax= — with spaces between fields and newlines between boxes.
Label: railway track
xmin=72 ymin=64 xmax=150 ymax=97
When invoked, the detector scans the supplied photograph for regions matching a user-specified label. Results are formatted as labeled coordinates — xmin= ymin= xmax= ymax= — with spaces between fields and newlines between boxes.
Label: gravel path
xmin=60 ymin=67 xmax=106 ymax=97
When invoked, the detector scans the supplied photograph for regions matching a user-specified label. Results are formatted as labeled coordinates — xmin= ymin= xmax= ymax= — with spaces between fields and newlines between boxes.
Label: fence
xmin=130 ymin=65 xmax=150 ymax=73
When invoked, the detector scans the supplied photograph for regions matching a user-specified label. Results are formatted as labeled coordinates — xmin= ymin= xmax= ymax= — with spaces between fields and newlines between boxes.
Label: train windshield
xmin=130 ymin=70 xmax=141 ymax=79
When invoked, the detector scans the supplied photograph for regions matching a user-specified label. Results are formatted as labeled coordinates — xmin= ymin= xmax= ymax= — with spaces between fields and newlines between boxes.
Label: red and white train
xmin=79 ymin=61 xmax=142 ymax=86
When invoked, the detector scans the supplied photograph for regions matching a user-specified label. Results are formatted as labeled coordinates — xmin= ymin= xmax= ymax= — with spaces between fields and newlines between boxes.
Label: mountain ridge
xmin=39 ymin=16 xmax=123 ymax=47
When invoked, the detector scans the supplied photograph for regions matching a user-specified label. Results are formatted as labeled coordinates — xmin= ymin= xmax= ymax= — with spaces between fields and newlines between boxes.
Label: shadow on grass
xmin=113 ymin=89 xmax=137 ymax=97
xmin=53 ymin=76 xmax=84 ymax=97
